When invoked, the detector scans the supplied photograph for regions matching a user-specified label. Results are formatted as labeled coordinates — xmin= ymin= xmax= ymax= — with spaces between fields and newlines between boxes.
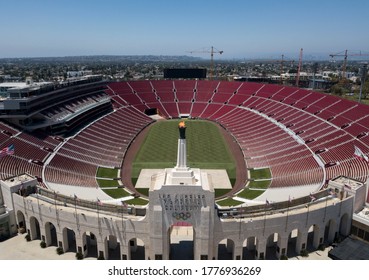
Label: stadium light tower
xmin=188 ymin=46 xmax=223 ymax=80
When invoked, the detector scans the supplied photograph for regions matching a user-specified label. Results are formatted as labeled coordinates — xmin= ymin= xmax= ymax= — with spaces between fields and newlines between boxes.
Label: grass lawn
xmin=97 ymin=167 xmax=119 ymax=178
xmin=248 ymin=179 xmax=271 ymax=189
xmin=97 ymin=179 xmax=120 ymax=188
xmin=132 ymin=119 xmax=236 ymax=183
xmin=237 ymin=188 xmax=265 ymax=200
xmin=215 ymin=198 xmax=244 ymax=207
xmin=102 ymin=188 xmax=132 ymax=198
xmin=249 ymin=168 xmax=271 ymax=179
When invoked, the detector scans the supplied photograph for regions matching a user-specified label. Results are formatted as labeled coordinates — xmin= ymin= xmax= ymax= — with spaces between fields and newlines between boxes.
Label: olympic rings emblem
xmin=172 ymin=211 xmax=191 ymax=220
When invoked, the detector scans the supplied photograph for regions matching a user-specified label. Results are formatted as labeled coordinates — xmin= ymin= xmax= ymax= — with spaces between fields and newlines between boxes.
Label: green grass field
xmin=132 ymin=119 xmax=236 ymax=184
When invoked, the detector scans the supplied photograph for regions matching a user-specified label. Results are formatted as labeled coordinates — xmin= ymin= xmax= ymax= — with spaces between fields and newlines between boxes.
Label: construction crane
xmin=295 ymin=48 xmax=303 ymax=87
xmin=329 ymin=50 xmax=369 ymax=79
xmin=188 ymin=46 xmax=223 ymax=79
xmin=278 ymin=54 xmax=295 ymax=84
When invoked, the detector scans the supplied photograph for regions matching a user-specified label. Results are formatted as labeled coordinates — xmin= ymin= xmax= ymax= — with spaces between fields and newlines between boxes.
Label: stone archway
xmin=62 ymin=227 xmax=77 ymax=253
xmin=105 ymin=235 xmax=121 ymax=260
xmin=29 ymin=216 xmax=41 ymax=240
xmin=287 ymin=228 xmax=299 ymax=257
xmin=339 ymin=213 xmax=350 ymax=237
xmin=324 ymin=219 xmax=337 ymax=244
xmin=307 ymin=224 xmax=320 ymax=250
xmin=168 ymin=221 xmax=194 ymax=260
xmin=265 ymin=232 xmax=280 ymax=260
xmin=129 ymin=238 xmax=145 ymax=260
xmin=82 ymin=231 xmax=98 ymax=258
xmin=218 ymin=238 xmax=235 ymax=260
xmin=16 ymin=210 xmax=27 ymax=233
xmin=45 ymin=221 xmax=57 ymax=247
xmin=242 ymin=236 xmax=258 ymax=260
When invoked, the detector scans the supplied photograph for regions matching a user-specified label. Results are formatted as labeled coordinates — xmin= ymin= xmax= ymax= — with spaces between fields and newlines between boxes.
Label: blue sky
xmin=1 ymin=0 xmax=368 ymax=59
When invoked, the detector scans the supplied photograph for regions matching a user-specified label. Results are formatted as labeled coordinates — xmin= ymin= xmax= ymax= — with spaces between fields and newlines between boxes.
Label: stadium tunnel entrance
xmin=168 ymin=221 xmax=194 ymax=260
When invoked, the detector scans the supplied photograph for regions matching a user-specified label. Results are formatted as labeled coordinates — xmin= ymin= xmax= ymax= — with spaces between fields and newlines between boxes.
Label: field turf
xmin=132 ymin=119 xmax=236 ymax=183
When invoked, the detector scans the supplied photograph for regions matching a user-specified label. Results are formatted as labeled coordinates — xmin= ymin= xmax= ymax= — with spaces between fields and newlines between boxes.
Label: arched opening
xmin=265 ymin=232 xmax=280 ymax=260
xmin=45 ymin=221 xmax=57 ymax=247
xmin=16 ymin=210 xmax=27 ymax=233
xmin=129 ymin=238 xmax=145 ymax=260
xmin=324 ymin=219 xmax=337 ymax=244
xmin=218 ymin=238 xmax=235 ymax=260
xmin=169 ymin=221 xmax=194 ymax=260
xmin=29 ymin=216 xmax=41 ymax=240
xmin=287 ymin=228 xmax=299 ymax=258
xmin=307 ymin=224 xmax=320 ymax=250
xmin=242 ymin=236 xmax=258 ymax=260
xmin=105 ymin=235 xmax=121 ymax=260
xmin=82 ymin=231 xmax=98 ymax=258
xmin=62 ymin=227 xmax=76 ymax=253
xmin=339 ymin=213 xmax=350 ymax=237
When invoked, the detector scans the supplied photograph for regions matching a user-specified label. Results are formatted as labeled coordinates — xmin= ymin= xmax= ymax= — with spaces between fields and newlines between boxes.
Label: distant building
xmin=0 ymin=75 xmax=110 ymax=135
xmin=67 ymin=70 xmax=93 ymax=77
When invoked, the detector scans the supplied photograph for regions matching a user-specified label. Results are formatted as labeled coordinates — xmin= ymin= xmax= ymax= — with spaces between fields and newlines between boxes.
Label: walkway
xmin=0 ymin=232 xmax=332 ymax=260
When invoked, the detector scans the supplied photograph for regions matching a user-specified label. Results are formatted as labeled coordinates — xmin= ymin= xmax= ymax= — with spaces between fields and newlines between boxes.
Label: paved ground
xmin=0 ymin=233 xmax=76 ymax=260
xmin=0 ymin=232 xmax=332 ymax=260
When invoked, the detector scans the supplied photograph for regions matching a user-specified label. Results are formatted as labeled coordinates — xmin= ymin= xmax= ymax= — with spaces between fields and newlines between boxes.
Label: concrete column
xmin=176 ymin=139 xmax=187 ymax=168
xmin=234 ymin=239 xmax=243 ymax=260
xmin=104 ymin=237 xmax=109 ymax=260
xmin=276 ymin=235 xmax=288 ymax=259
xmin=44 ymin=222 xmax=52 ymax=246
xmin=61 ymin=230 xmax=69 ymax=253
xmin=256 ymin=238 xmax=266 ymax=260
xmin=29 ymin=217 xmax=42 ymax=240
xmin=312 ymin=226 xmax=321 ymax=249
xmin=120 ymin=241 xmax=128 ymax=260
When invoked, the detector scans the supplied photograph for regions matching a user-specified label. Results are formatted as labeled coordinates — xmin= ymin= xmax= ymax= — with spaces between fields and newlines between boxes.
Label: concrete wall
xmin=10 ymin=192 xmax=353 ymax=260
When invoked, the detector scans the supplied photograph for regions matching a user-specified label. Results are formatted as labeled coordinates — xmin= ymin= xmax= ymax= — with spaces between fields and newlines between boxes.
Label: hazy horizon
xmin=1 ymin=0 xmax=369 ymax=60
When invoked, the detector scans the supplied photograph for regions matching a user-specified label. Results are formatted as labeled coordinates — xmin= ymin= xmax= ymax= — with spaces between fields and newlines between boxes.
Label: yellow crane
xmin=188 ymin=46 xmax=223 ymax=79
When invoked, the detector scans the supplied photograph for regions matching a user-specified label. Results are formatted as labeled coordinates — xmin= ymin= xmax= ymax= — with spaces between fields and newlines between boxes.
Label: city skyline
xmin=1 ymin=0 xmax=369 ymax=59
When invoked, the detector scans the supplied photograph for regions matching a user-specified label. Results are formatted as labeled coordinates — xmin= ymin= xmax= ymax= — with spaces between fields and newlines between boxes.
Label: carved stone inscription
xmin=159 ymin=194 xmax=207 ymax=211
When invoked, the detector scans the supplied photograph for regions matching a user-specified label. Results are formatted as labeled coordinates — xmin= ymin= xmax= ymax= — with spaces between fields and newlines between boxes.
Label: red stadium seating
xmin=1 ymin=80 xmax=368 ymax=196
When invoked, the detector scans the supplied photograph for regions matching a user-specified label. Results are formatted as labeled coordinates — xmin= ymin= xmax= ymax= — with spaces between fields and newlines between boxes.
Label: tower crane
xmin=277 ymin=54 xmax=295 ymax=84
xmin=296 ymin=48 xmax=303 ymax=87
xmin=329 ymin=50 xmax=369 ymax=79
xmin=188 ymin=46 xmax=223 ymax=80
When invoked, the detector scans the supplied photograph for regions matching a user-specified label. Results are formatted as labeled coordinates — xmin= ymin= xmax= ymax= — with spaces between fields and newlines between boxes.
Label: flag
xmin=354 ymin=145 xmax=369 ymax=162
xmin=266 ymin=199 xmax=270 ymax=205
xmin=121 ymin=201 xmax=127 ymax=208
xmin=310 ymin=193 xmax=316 ymax=202
xmin=97 ymin=198 xmax=103 ymax=206
xmin=74 ymin=194 xmax=79 ymax=201
xmin=0 ymin=144 xmax=14 ymax=157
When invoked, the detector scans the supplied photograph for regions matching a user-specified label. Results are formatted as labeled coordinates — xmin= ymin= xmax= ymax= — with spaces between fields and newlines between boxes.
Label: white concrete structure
xmin=0 ymin=173 xmax=358 ymax=260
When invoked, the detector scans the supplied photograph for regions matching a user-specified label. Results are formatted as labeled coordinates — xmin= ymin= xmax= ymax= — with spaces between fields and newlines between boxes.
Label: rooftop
xmin=2 ymin=173 xmax=37 ymax=188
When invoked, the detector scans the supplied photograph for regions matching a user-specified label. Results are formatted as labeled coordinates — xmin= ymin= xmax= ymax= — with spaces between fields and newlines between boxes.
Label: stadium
xmin=0 ymin=75 xmax=368 ymax=260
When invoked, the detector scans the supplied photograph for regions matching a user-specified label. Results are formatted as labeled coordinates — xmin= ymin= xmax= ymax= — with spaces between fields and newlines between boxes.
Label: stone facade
xmin=0 ymin=173 xmax=356 ymax=260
